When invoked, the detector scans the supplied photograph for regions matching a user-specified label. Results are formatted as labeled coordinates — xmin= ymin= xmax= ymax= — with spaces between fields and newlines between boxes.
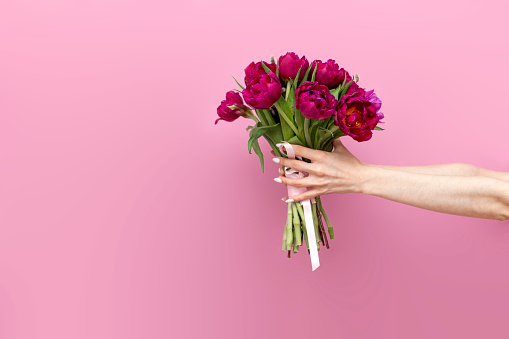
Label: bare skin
xmin=270 ymin=138 xmax=509 ymax=221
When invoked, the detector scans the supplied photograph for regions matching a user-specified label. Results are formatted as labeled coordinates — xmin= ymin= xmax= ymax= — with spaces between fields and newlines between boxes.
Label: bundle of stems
xmin=282 ymin=196 xmax=335 ymax=258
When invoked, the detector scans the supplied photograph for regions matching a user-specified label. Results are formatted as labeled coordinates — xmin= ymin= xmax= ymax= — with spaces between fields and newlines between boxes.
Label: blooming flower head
xmin=334 ymin=95 xmax=380 ymax=141
xmin=242 ymin=72 xmax=282 ymax=109
xmin=244 ymin=61 xmax=277 ymax=85
xmin=364 ymin=89 xmax=384 ymax=123
xmin=310 ymin=59 xmax=349 ymax=89
xmin=278 ymin=52 xmax=309 ymax=82
xmin=295 ymin=81 xmax=337 ymax=120
xmin=215 ymin=91 xmax=251 ymax=124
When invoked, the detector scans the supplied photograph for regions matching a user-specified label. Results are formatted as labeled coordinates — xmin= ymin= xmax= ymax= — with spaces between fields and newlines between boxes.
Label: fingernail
xmin=274 ymin=178 xmax=282 ymax=183
xmin=276 ymin=143 xmax=282 ymax=147
xmin=285 ymin=199 xmax=294 ymax=203
xmin=272 ymin=157 xmax=280 ymax=164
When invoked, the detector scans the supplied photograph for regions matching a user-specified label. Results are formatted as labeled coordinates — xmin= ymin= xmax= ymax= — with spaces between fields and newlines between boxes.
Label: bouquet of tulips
xmin=215 ymin=52 xmax=385 ymax=270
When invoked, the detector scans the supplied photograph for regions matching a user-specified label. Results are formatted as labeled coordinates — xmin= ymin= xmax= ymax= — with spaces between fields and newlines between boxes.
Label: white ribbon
xmin=277 ymin=142 xmax=320 ymax=271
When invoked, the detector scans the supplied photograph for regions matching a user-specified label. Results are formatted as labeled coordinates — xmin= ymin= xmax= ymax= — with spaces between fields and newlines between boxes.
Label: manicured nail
xmin=285 ymin=199 xmax=294 ymax=203
xmin=274 ymin=177 xmax=282 ymax=183
xmin=272 ymin=157 xmax=280 ymax=164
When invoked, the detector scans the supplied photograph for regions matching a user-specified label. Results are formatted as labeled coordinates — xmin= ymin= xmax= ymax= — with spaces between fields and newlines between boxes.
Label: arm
xmin=375 ymin=163 xmax=509 ymax=183
xmin=272 ymin=140 xmax=509 ymax=221
xmin=359 ymin=165 xmax=509 ymax=221
xmin=373 ymin=163 xmax=479 ymax=176
xmin=477 ymin=167 xmax=509 ymax=183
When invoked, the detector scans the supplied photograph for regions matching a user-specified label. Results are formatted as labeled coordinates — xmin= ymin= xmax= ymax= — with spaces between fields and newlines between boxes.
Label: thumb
xmin=332 ymin=137 xmax=345 ymax=150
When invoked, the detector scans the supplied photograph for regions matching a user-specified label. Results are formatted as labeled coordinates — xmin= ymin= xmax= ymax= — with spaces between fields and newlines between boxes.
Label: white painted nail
xmin=272 ymin=157 xmax=280 ymax=164
xmin=274 ymin=178 xmax=282 ymax=183
xmin=285 ymin=199 xmax=294 ymax=203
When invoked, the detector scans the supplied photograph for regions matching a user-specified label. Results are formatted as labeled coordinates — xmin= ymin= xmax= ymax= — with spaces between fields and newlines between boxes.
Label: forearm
xmin=374 ymin=163 xmax=509 ymax=183
xmin=371 ymin=163 xmax=479 ymax=177
xmin=359 ymin=165 xmax=509 ymax=221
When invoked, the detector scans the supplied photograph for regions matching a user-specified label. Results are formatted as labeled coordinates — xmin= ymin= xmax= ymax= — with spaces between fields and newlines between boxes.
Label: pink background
xmin=1 ymin=0 xmax=509 ymax=338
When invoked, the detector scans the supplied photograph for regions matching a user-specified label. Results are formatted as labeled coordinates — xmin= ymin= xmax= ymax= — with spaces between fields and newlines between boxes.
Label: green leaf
xmin=341 ymin=74 xmax=348 ymax=87
xmin=318 ymin=126 xmax=334 ymax=139
xmin=232 ymin=76 xmax=245 ymax=90
xmin=310 ymin=64 xmax=318 ymax=82
xmin=248 ymin=123 xmax=281 ymax=154
xmin=294 ymin=107 xmax=305 ymax=137
xmin=294 ymin=66 xmax=302 ymax=84
xmin=276 ymin=58 xmax=280 ymax=77
xmin=318 ymin=126 xmax=347 ymax=150
xmin=286 ymin=135 xmax=305 ymax=147
xmin=374 ymin=126 xmax=385 ymax=131
xmin=333 ymin=131 xmax=347 ymax=141
xmin=299 ymin=64 xmax=313 ymax=87
xmin=251 ymin=138 xmax=264 ymax=173
xmin=316 ymin=127 xmax=333 ymax=150
xmin=329 ymin=86 xmax=341 ymax=100
xmin=261 ymin=60 xmax=272 ymax=74
xmin=275 ymin=99 xmax=297 ymax=141
xmin=311 ymin=123 xmax=321 ymax=149
xmin=263 ymin=122 xmax=284 ymax=145
xmin=285 ymin=84 xmax=305 ymax=141
xmin=338 ymin=79 xmax=354 ymax=100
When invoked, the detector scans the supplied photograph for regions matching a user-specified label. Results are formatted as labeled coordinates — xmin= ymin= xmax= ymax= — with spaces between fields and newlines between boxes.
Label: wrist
xmin=355 ymin=163 xmax=380 ymax=195
xmin=356 ymin=163 xmax=388 ymax=195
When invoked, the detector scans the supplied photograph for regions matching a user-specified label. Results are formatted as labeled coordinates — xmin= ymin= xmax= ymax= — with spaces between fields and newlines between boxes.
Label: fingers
xmin=283 ymin=188 xmax=325 ymax=203
xmin=272 ymin=144 xmax=324 ymax=162
xmin=276 ymin=175 xmax=319 ymax=188
xmin=273 ymin=157 xmax=315 ymax=173
xmin=271 ymin=151 xmax=285 ymax=176
xmin=282 ymin=143 xmax=324 ymax=162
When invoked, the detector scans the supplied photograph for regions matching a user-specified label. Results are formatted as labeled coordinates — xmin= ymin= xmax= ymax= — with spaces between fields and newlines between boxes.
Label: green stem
xmin=285 ymin=81 xmax=292 ymax=101
xmin=312 ymin=202 xmax=321 ymax=247
xmin=291 ymin=203 xmax=302 ymax=246
xmin=326 ymin=117 xmax=335 ymax=129
xmin=285 ymin=202 xmax=293 ymax=250
xmin=274 ymin=102 xmax=300 ymax=137
xmin=282 ymin=225 xmax=287 ymax=251
xmin=329 ymin=125 xmax=339 ymax=133
xmin=262 ymin=109 xmax=276 ymax=125
xmin=295 ymin=202 xmax=309 ymax=250
xmin=293 ymin=224 xmax=299 ymax=253
xmin=304 ymin=118 xmax=313 ymax=148
xmin=262 ymin=135 xmax=282 ymax=157
xmin=256 ymin=109 xmax=268 ymax=126
xmin=316 ymin=196 xmax=334 ymax=239
xmin=314 ymin=202 xmax=325 ymax=245
xmin=319 ymin=125 xmax=340 ymax=150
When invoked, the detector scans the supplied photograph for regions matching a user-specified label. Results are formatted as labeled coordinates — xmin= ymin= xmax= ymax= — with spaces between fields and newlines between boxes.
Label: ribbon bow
xmin=277 ymin=141 xmax=320 ymax=271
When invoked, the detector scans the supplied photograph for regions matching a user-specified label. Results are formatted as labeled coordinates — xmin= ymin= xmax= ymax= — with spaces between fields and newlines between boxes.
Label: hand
xmin=270 ymin=138 xmax=369 ymax=202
